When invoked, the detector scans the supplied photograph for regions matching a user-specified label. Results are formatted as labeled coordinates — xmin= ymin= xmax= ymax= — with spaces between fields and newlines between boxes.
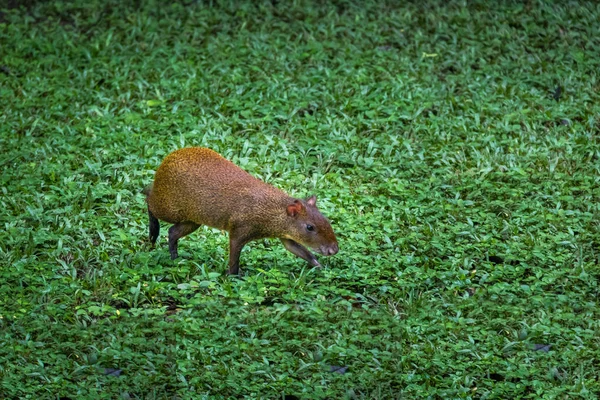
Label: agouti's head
xmin=286 ymin=195 xmax=339 ymax=257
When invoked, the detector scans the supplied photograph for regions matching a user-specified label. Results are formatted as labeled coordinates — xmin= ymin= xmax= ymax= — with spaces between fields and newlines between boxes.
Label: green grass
xmin=1 ymin=0 xmax=600 ymax=398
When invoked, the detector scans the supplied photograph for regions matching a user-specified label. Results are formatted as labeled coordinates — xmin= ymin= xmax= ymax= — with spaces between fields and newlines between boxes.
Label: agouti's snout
xmin=144 ymin=147 xmax=339 ymax=274
xmin=321 ymin=243 xmax=339 ymax=256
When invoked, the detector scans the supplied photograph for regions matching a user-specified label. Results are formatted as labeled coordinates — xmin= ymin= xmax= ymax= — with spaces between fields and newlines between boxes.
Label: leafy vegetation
xmin=1 ymin=0 xmax=600 ymax=398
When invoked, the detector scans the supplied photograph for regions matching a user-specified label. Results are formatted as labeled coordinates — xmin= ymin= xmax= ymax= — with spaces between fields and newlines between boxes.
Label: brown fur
xmin=145 ymin=147 xmax=338 ymax=274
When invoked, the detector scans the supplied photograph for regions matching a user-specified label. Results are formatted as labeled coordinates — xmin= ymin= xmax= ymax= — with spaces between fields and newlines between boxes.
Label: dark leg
xmin=228 ymin=231 xmax=252 ymax=275
xmin=168 ymin=221 xmax=200 ymax=260
xmin=281 ymin=239 xmax=320 ymax=267
xmin=148 ymin=208 xmax=160 ymax=247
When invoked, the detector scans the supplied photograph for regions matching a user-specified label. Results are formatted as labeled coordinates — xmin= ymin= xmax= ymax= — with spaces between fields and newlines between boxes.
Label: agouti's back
xmin=145 ymin=147 xmax=338 ymax=274
xmin=147 ymin=147 xmax=286 ymax=231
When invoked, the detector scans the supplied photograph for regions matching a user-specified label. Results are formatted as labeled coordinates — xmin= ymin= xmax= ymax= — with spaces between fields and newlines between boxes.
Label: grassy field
xmin=1 ymin=0 xmax=600 ymax=398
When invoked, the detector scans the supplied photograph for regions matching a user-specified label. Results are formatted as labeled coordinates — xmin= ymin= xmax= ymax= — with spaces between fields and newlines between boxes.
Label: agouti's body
xmin=145 ymin=147 xmax=338 ymax=274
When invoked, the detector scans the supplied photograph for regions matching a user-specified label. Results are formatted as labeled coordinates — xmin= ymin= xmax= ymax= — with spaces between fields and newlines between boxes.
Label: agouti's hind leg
xmin=168 ymin=221 xmax=200 ymax=260
xmin=148 ymin=208 xmax=160 ymax=247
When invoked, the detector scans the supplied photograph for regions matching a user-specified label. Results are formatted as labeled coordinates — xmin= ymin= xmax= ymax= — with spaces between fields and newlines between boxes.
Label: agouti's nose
xmin=324 ymin=243 xmax=339 ymax=256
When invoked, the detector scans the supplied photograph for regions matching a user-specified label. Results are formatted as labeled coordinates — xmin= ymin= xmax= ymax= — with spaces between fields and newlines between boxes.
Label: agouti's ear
xmin=306 ymin=195 xmax=317 ymax=207
xmin=286 ymin=200 xmax=304 ymax=217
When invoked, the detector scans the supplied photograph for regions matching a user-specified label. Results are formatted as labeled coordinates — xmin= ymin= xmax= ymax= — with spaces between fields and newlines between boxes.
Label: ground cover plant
xmin=1 ymin=0 xmax=600 ymax=398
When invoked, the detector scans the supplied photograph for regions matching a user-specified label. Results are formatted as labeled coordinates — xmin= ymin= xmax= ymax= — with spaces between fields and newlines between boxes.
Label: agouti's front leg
xmin=228 ymin=230 xmax=251 ymax=275
xmin=281 ymin=238 xmax=321 ymax=267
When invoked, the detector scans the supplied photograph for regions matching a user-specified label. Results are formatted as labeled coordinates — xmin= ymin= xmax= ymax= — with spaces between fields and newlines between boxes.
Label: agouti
xmin=144 ymin=147 xmax=339 ymax=274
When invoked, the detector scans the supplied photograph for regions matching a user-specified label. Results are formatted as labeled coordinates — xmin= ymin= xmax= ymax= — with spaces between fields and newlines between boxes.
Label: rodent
xmin=143 ymin=147 xmax=339 ymax=274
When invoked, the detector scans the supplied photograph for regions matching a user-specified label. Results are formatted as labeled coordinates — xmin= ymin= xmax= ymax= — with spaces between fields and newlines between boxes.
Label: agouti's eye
xmin=306 ymin=224 xmax=315 ymax=232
